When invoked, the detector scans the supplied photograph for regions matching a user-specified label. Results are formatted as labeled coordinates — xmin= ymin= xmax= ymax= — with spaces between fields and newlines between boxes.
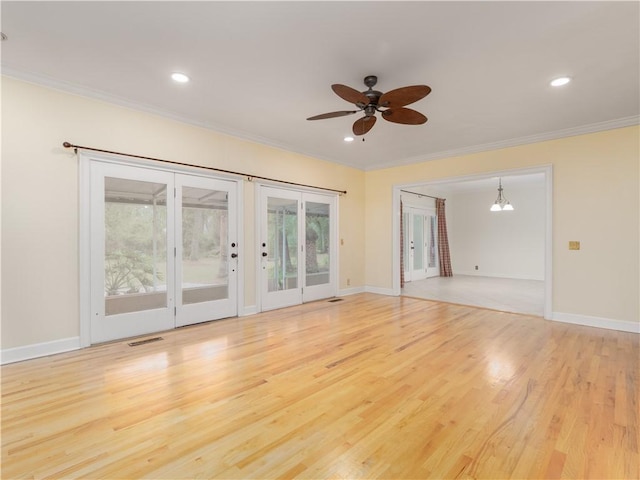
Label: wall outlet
xmin=569 ymin=241 xmax=580 ymax=250
xmin=346 ymin=278 xmax=351 ymax=286
xmin=475 ymin=265 xmax=479 ymax=270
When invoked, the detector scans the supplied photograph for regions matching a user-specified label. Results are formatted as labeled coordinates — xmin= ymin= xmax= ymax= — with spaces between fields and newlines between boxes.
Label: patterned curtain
xmin=400 ymin=200 xmax=405 ymax=288
xmin=436 ymin=198 xmax=453 ymax=277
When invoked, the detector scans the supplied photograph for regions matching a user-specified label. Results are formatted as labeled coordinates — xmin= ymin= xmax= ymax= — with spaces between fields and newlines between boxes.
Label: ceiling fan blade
xmin=332 ymin=84 xmax=370 ymax=106
xmin=307 ymin=110 xmax=358 ymax=120
xmin=379 ymin=85 xmax=431 ymax=108
xmin=352 ymin=115 xmax=377 ymax=136
xmin=382 ymin=107 xmax=427 ymax=125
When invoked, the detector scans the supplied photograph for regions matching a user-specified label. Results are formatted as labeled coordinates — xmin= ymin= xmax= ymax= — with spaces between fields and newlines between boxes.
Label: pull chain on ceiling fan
xmin=307 ymin=75 xmax=431 ymax=136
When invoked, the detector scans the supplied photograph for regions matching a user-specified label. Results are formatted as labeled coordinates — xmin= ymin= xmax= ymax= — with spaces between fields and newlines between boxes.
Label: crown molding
xmin=366 ymin=115 xmax=640 ymax=171
xmin=1 ymin=66 xmax=332 ymax=163
xmin=3 ymin=66 xmax=638 ymax=173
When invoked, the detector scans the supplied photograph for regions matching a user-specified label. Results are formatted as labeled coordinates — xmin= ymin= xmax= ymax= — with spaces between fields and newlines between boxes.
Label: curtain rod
xmin=400 ymin=189 xmax=444 ymax=201
xmin=62 ymin=142 xmax=347 ymax=195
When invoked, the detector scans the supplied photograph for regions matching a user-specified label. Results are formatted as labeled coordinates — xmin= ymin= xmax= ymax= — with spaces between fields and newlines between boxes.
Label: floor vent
xmin=128 ymin=337 xmax=163 ymax=347
xmin=328 ymin=298 xmax=344 ymax=303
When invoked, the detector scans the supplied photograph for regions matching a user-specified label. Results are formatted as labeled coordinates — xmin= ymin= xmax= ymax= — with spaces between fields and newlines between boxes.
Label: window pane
xmin=182 ymin=186 xmax=228 ymax=305
xmin=306 ymin=202 xmax=330 ymax=287
xmin=104 ymin=177 xmax=167 ymax=315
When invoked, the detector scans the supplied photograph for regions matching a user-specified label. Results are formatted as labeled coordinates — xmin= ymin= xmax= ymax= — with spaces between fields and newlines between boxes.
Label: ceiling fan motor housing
xmin=364 ymin=75 xmax=378 ymax=88
xmin=363 ymin=75 xmax=382 ymax=109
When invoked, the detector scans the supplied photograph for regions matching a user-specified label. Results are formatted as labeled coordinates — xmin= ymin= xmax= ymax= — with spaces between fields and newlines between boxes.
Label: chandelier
xmin=490 ymin=178 xmax=514 ymax=211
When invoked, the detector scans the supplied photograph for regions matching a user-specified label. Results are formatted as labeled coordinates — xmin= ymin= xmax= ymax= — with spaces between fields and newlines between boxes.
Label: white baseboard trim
xmin=338 ymin=286 xmax=366 ymax=297
xmin=551 ymin=312 xmax=640 ymax=334
xmin=1 ymin=337 xmax=82 ymax=365
xmin=240 ymin=305 xmax=258 ymax=317
xmin=454 ymin=271 xmax=545 ymax=281
xmin=365 ymin=286 xmax=396 ymax=296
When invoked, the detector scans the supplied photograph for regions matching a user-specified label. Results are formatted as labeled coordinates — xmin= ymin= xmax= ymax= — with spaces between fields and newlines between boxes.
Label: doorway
xmin=258 ymin=185 xmax=337 ymax=311
xmin=87 ymin=159 xmax=239 ymax=344
xmin=393 ymin=166 xmax=552 ymax=319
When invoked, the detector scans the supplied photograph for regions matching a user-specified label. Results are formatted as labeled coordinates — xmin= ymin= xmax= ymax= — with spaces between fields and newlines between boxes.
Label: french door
xmin=89 ymin=161 xmax=238 ymax=344
xmin=259 ymin=186 xmax=337 ymax=311
xmin=403 ymin=206 xmax=439 ymax=282
xmin=175 ymin=175 xmax=238 ymax=327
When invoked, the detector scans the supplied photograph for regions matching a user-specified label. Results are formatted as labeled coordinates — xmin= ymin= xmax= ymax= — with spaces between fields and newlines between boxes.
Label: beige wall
xmin=2 ymin=76 xmax=638 ymax=351
xmin=1 ymin=77 xmax=365 ymax=349
xmin=365 ymin=127 xmax=639 ymax=324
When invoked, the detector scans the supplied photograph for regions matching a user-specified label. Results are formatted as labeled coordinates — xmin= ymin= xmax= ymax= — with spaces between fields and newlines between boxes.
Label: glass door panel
xmin=181 ymin=186 xmax=228 ymax=304
xmin=305 ymin=202 xmax=330 ymax=287
xmin=104 ymin=177 xmax=168 ymax=315
xmin=267 ymin=196 xmax=298 ymax=292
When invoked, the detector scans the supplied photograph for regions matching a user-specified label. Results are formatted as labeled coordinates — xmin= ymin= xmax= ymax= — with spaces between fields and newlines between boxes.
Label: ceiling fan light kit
xmin=307 ymin=75 xmax=431 ymax=136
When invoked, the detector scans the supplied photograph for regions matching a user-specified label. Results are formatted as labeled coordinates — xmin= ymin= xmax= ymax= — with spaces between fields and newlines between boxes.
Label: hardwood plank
xmin=1 ymin=294 xmax=637 ymax=479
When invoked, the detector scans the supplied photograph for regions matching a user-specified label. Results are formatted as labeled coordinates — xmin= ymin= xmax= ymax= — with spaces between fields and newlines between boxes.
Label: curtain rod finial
xmin=63 ymin=141 xmax=71 ymax=148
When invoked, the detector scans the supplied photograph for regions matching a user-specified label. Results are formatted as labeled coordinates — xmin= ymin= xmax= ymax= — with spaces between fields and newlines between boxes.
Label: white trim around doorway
xmin=391 ymin=165 xmax=553 ymax=320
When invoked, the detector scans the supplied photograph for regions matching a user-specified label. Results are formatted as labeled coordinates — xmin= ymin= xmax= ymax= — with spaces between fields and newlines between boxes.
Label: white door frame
xmin=392 ymin=165 xmax=553 ymax=320
xmin=79 ymin=151 xmax=244 ymax=347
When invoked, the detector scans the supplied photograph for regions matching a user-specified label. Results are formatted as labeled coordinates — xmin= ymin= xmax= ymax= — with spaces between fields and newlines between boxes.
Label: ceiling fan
xmin=307 ymin=75 xmax=431 ymax=136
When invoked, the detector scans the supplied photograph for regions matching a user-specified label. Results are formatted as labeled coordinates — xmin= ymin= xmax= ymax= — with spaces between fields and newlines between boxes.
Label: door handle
xmin=262 ymin=252 xmax=268 ymax=257
xmin=231 ymin=253 xmax=238 ymax=259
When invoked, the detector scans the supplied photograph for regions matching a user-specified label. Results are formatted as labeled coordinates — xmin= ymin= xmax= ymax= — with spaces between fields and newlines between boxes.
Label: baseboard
xmin=240 ymin=305 xmax=258 ymax=317
xmin=365 ymin=285 xmax=396 ymax=296
xmin=338 ymin=286 xmax=366 ymax=297
xmin=551 ymin=312 xmax=640 ymax=334
xmin=1 ymin=337 xmax=82 ymax=365
xmin=454 ymin=271 xmax=545 ymax=281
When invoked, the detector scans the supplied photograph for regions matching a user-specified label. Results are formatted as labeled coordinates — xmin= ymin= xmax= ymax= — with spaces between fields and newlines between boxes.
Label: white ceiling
xmin=2 ymin=1 xmax=638 ymax=171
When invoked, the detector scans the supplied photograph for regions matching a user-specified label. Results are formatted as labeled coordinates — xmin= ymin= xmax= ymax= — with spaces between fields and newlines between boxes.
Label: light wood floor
xmin=402 ymin=275 xmax=545 ymax=316
xmin=2 ymin=294 xmax=638 ymax=479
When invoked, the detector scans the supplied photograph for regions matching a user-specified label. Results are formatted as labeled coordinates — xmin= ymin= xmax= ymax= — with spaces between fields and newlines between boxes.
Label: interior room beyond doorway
xmin=402 ymin=275 xmax=544 ymax=316
xmin=397 ymin=168 xmax=549 ymax=318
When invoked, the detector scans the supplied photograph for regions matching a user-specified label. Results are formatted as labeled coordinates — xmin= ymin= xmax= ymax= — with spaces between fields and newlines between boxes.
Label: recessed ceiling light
xmin=171 ymin=72 xmax=190 ymax=83
xmin=344 ymin=136 xmax=354 ymax=142
xmin=550 ymin=76 xmax=571 ymax=87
